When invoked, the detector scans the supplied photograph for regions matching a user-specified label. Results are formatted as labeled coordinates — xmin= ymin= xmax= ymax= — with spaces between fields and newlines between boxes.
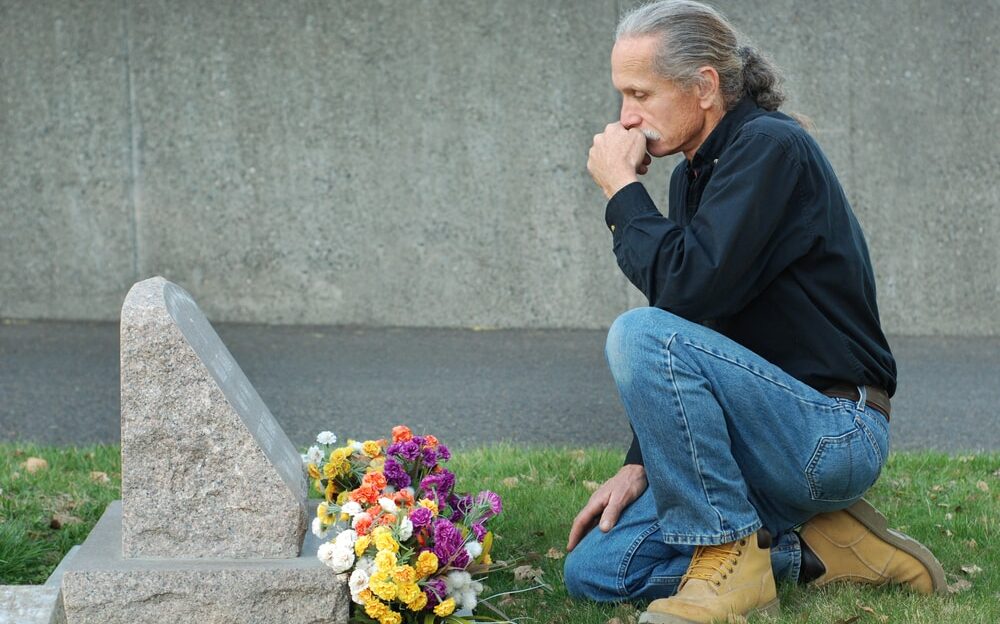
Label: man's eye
xmin=633 ymin=92 xmax=647 ymax=100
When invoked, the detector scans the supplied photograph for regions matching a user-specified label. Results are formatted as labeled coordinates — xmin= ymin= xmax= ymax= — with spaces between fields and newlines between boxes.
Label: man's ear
xmin=695 ymin=66 xmax=721 ymax=111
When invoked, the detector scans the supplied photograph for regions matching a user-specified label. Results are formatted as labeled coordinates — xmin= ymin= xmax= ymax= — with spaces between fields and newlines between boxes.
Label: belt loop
xmin=856 ymin=385 xmax=867 ymax=411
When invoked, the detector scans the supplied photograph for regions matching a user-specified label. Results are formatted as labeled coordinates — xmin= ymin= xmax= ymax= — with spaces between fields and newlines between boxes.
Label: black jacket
xmin=605 ymin=98 xmax=896 ymax=466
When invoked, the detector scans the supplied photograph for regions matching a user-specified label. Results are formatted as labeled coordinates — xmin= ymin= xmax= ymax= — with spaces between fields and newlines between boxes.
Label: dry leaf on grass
xmin=965 ymin=539 xmax=978 ymax=549
xmin=545 ymin=547 xmax=565 ymax=560
xmin=961 ymin=564 xmax=983 ymax=576
xmin=22 ymin=457 xmax=48 ymax=473
xmin=976 ymin=480 xmax=990 ymax=492
xmin=833 ymin=616 xmax=860 ymax=624
xmin=583 ymin=480 xmax=601 ymax=492
xmin=501 ymin=477 xmax=520 ymax=488
xmin=50 ymin=513 xmax=83 ymax=530
xmin=855 ymin=600 xmax=888 ymax=623
xmin=90 ymin=471 xmax=111 ymax=484
xmin=947 ymin=578 xmax=973 ymax=594
xmin=513 ymin=565 xmax=544 ymax=583
xmin=605 ymin=618 xmax=623 ymax=624
xmin=570 ymin=449 xmax=586 ymax=462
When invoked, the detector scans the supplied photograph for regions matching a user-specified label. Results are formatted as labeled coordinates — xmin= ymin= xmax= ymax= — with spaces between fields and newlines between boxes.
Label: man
xmin=563 ymin=2 xmax=945 ymax=623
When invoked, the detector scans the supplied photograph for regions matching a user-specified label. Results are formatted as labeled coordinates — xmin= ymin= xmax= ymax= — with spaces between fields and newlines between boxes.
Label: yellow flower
xmin=323 ymin=461 xmax=340 ymax=479
xmin=369 ymin=571 xmax=397 ymax=601
xmin=406 ymin=591 xmax=428 ymax=612
xmin=433 ymin=597 xmax=456 ymax=617
xmin=316 ymin=503 xmax=337 ymax=523
xmin=379 ymin=611 xmax=402 ymax=624
xmin=396 ymin=581 xmax=420 ymax=604
xmin=374 ymin=550 xmax=397 ymax=571
xmin=362 ymin=440 xmax=382 ymax=458
xmin=417 ymin=498 xmax=439 ymax=516
xmin=354 ymin=534 xmax=372 ymax=557
xmin=371 ymin=525 xmax=391 ymax=538
xmin=374 ymin=532 xmax=399 ymax=553
xmin=393 ymin=565 xmax=416 ymax=585
xmin=336 ymin=490 xmax=350 ymax=506
xmin=307 ymin=463 xmax=321 ymax=480
xmin=414 ymin=551 xmax=438 ymax=578
xmin=364 ymin=596 xmax=388 ymax=619
xmin=369 ymin=456 xmax=385 ymax=471
xmin=325 ymin=480 xmax=337 ymax=502
xmin=330 ymin=447 xmax=350 ymax=465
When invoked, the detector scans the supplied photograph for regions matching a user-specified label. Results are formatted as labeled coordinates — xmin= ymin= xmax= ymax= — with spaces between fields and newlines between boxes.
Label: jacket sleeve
xmin=605 ymin=131 xmax=812 ymax=321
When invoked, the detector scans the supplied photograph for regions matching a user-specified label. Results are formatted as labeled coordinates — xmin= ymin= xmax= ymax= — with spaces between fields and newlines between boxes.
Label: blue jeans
xmin=564 ymin=308 xmax=890 ymax=601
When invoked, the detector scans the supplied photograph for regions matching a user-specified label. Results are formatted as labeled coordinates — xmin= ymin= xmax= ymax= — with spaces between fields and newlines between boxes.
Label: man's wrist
xmin=604 ymin=175 xmax=639 ymax=199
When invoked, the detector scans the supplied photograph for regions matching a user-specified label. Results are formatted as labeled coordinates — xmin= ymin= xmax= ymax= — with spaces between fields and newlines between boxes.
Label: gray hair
xmin=616 ymin=0 xmax=785 ymax=111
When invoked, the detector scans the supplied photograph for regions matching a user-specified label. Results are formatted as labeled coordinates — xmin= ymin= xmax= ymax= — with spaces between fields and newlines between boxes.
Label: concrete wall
xmin=1 ymin=0 xmax=997 ymax=333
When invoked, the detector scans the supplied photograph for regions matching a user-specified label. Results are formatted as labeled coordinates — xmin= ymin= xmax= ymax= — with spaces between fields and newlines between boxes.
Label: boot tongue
xmin=682 ymin=542 xmax=742 ymax=585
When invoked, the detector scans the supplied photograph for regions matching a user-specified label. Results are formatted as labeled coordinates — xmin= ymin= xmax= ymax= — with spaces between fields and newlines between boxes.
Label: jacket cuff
xmin=624 ymin=431 xmax=644 ymax=466
xmin=605 ymin=181 xmax=659 ymax=235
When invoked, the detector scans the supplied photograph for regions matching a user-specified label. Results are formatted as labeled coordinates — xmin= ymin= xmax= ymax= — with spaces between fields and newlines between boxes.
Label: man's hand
xmin=587 ymin=122 xmax=652 ymax=199
xmin=566 ymin=463 xmax=647 ymax=552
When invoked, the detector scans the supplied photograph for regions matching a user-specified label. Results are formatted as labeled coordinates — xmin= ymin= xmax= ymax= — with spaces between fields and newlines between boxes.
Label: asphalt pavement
xmin=1 ymin=320 xmax=998 ymax=453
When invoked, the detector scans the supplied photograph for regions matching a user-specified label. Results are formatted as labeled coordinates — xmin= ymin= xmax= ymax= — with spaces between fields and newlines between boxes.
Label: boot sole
xmin=845 ymin=498 xmax=948 ymax=594
xmin=638 ymin=598 xmax=780 ymax=624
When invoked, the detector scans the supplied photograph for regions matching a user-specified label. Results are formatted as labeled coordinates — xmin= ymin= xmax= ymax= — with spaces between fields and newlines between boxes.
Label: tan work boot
xmin=799 ymin=498 xmax=946 ymax=594
xmin=639 ymin=531 xmax=779 ymax=624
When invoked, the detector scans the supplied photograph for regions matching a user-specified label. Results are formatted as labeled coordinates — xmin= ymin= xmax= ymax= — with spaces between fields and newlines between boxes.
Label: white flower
xmin=378 ymin=497 xmax=398 ymax=514
xmin=445 ymin=570 xmax=471 ymax=594
xmin=319 ymin=542 xmax=355 ymax=573
xmin=351 ymin=440 xmax=364 ymax=452
xmin=398 ymin=516 xmax=413 ymax=541
xmin=316 ymin=431 xmax=337 ymax=445
xmin=460 ymin=590 xmax=478 ymax=611
xmin=341 ymin=502 xmax=363 ymax=517
xmin=464 ymin=540 xmax=482 ymax=559
xmin=335 ymin=529 xmax=358 ymax=547
xmin=305 ymin=445 xmax=325 ymax=464
xmin=351 ymin=592 xmax=367 ymax=605
xmin=317 ymin=542 xmax=337 ymax=565
xmin=355 ymin=556 xmax=375 ymax=576
xmin=352 ymin=512 xmax=371 ymax=530
xmin=311 ymin=517 xmax=329 ymax=538
xmin=349 ymin=569 xmax=370 ymax=596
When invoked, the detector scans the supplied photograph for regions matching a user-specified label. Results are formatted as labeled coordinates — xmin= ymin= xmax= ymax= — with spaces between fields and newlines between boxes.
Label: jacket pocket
xmin=805 ymin=420 xmax=882 ymax=503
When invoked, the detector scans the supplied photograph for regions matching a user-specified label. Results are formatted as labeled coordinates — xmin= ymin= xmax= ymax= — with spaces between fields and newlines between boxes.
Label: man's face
xmin=611 ymin=35 xmax=708 ymax=159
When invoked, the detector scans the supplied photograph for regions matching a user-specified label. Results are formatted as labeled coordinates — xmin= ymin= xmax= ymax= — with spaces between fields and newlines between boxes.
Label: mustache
xmin=641 ymin=128 xmax=662 ymax=142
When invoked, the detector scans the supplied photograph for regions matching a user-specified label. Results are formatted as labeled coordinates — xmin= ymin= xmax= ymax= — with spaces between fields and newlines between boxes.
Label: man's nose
xmin=620 ymin=104 xmax=642 ymax=130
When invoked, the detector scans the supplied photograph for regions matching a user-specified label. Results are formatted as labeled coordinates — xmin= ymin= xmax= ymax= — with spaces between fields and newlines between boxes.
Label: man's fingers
xmin=643 ymin=153 xmax=652 ymax=166
xmin=598 ymin=497 xmax=622 ymax=533
xmin=637 ymin=165 xmax=648 ymax=175
xmin=566 ymin=506 xmax=601 ymax=551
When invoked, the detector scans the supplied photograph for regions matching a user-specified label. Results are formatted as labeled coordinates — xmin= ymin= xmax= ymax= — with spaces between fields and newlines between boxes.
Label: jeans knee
xmin=606 ymin=307 xmax=680 ymax=386
xmin=563 ymin=546 xmax=606 ymax=600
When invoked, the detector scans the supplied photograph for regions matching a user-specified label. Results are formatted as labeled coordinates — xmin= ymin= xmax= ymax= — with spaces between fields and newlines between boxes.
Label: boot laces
xmin=682 ymin=539 xmax=747 ymax=586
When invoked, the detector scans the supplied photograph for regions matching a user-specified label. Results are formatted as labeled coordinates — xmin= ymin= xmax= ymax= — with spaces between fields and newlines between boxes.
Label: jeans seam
xmin=616 ymin=521 xmax=662 ymax=597
xmin=664 ymin=333 xmax=729 ymax=536
xmin=658 ymin=519 xmax=761 ymax=545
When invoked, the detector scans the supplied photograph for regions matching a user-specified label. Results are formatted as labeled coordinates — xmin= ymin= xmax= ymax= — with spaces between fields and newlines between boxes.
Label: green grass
xmin=2 ymin=444 xmax=998 ymax=623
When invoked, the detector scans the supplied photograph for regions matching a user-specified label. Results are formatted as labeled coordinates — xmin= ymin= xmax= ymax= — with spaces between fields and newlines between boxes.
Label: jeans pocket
xmin=805 ymin=422 xmax=881 ymax=502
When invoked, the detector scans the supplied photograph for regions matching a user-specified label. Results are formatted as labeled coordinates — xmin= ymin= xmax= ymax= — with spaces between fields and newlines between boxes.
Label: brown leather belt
xmin=822 ymin=383 xmax=891 ymax=421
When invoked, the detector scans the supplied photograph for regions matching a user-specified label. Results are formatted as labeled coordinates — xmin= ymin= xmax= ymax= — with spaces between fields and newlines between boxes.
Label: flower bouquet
xmin=304 ymin=425 xmax=505 ymax=624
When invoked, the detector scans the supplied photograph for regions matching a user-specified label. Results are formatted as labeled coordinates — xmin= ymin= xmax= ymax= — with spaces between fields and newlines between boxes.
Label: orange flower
xmin=393 ymin=489 xmax=415 ymax=508
xmin=363 ymin=472 xmax=388 ymax=491
xmin=350 ymin=485 xmax=380 ymax=506
xmin=354 ymin=515 xmax=373 ymax=535
xmin=379 ymin=513 xmax=397 ymax=526
xmin=391 ymin=425 xmax=413 ymax=443
xmin=423 ymin=435 xmax=439 ymax=448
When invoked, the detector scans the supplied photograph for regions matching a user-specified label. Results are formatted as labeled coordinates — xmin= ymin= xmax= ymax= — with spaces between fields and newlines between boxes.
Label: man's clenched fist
xmin=587 ymin=122 xmax=652 ymax=199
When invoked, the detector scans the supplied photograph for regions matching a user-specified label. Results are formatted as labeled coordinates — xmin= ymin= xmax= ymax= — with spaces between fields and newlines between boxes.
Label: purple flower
xmin=420 ymin=469 xmax=455 ymax=496
xmin=409 ymin=506 xmax=432 ymax=528
xmin=452 ymin=548 xmax=470 ymax=569
xmin=412 ymin=435 xmax=426 ymax=447
xmin=449 ymin=494 xmax=471 ymax=523
xmin=382 ymin=458 xmax=411 ymax=489
xmin=471 ymin=522 xmax=487 ymax=541
xmin=436 ymin=444 xmax=451 ymax=461
xmin=432 ymin=518 xmax=464 ymax=564
xmin=421 ymin=447 xmax=439 ymax=468
xmin=388 ymin=440 xmax=420 ymax=462
xmin=423 ymin=577 xmax=447 ymax=607
xmin=476 ymin=490 xmax=503 ymax=518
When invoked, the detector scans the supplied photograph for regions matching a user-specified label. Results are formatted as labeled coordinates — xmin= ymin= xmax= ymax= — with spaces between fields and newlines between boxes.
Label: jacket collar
xmin=689 ymin=97 xmax=761 ymax=169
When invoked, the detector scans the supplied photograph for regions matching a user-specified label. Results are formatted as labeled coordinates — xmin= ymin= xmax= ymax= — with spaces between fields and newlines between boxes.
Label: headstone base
xmin=57 ymin=502 xmax=348 ymax=624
